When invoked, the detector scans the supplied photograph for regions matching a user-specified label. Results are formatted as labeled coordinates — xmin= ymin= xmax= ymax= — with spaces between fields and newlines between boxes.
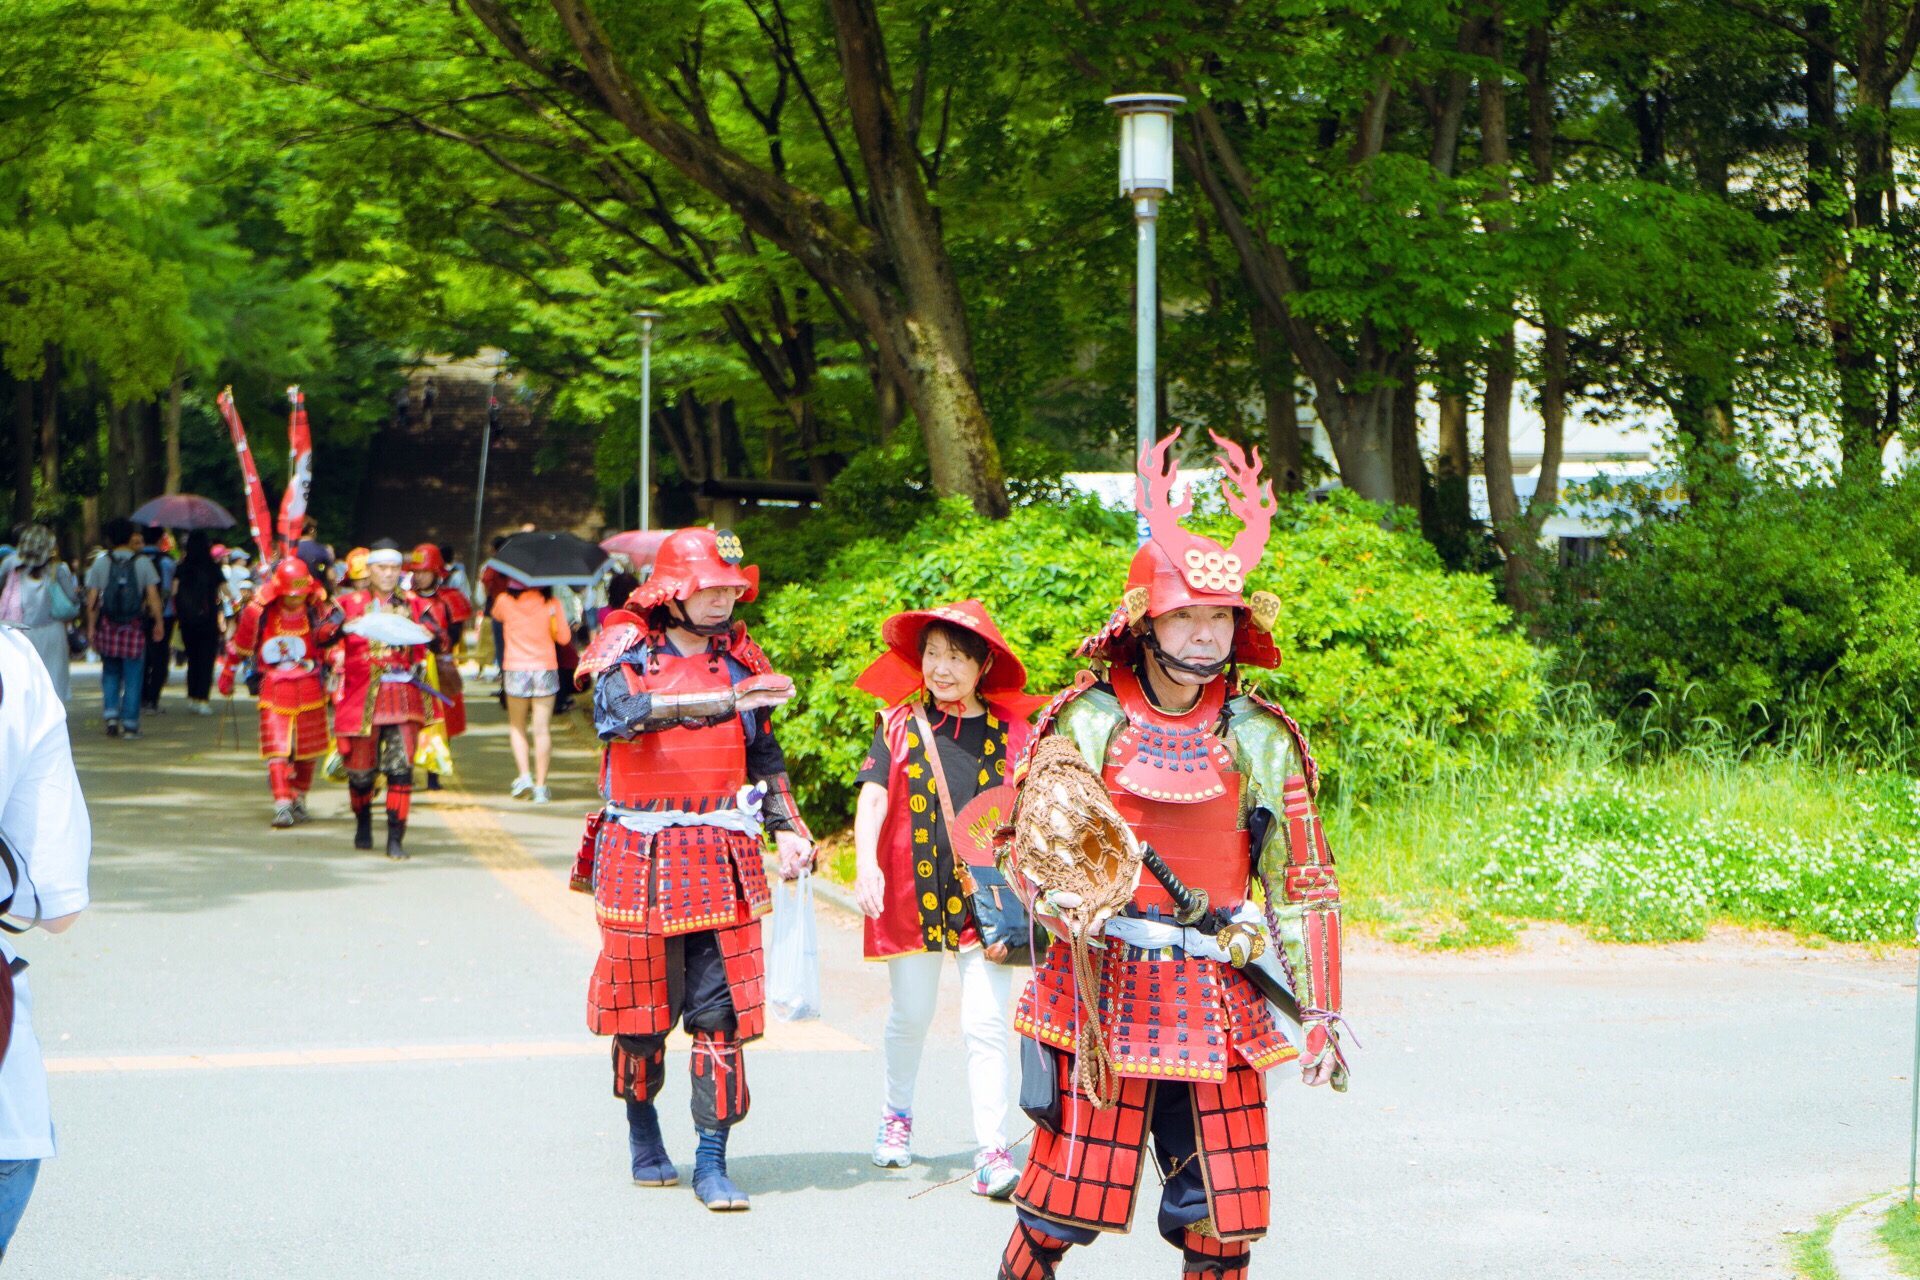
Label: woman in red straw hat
xmin=851 ymin=599 xmax=1048 ymax=1199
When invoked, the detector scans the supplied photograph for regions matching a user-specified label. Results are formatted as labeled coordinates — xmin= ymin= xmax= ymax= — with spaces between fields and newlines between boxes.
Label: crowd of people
xmin=2 ymin=429 xmax=1348 ymax=1277
xmin=0 ymin=517 xmax=622 ymax=828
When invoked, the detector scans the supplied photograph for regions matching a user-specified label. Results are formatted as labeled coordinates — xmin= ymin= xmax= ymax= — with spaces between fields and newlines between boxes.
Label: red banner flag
xmin=216 ymin=387 xmax=276 ymax=561
xmin=279 ymin=385 xmax=312 ymax=544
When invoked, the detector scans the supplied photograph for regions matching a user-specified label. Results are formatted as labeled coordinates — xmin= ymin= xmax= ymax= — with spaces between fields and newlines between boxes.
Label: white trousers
xmin=883 ymin=948 xmax=1013 ymax=1150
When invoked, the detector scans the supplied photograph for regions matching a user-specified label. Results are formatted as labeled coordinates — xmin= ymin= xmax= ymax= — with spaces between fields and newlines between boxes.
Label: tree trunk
xmin=469 ymin=0 xmax=1009 ymax=516
xmin=12 ymin=376 xmax=33 ymax=527
xmin=164 ymin=357 xmax=185 ymax=493
xmin=1317 ymin=385 xmax=1398 ymax=506
xmin=1391 ymin=361 xmax=1426 ymax=516
xmin=1251 ymin=310 xmax=1305 ymax=492
xmin=1523 ymin=17 xmax=1569 ymax=572
xmin=37 ymin=345 xmax=60 ymax=509
xmin=1176 ymin=113 xmax=1406 ymax=506
xmin=825 ymin=0 xmax=1004 ymax=513
xmin=1431 ymin=360 xmax=1475 ymax=563
xmin=107 ymin=401 xmax=132 ymax=519
xmin=871 ymin=358 xmax=904 ymax=442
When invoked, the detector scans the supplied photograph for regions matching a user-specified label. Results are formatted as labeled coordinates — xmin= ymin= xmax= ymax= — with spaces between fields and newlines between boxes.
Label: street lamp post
xmin=470 ymin=350 xmax=507 ymax=584
xmin=632 ymin=309 xmax=665 ymax=531
xmin=1105 ymin=92 xmax=1185 ymax=545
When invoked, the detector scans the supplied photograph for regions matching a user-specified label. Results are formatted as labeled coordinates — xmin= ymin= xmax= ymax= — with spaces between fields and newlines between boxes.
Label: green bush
xmin=1474 ymin=770 xmax=1920 ymax=942
xmin=754 ymin=489 xmax=1544 ymax=829
xmin=1559 ymin=475 xmax=1920 ymax=761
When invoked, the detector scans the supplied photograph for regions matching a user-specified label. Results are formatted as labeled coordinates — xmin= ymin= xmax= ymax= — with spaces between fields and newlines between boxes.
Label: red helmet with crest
xmin=268 ymin=557 xmax=317 ymax=605
xmin=628 ymin=528 xmax=759 ymax=611
xmin=408 ymin=543 xmax=445 ymax=576
xmin=1080 ymin=428 xmax=1282 ymax=669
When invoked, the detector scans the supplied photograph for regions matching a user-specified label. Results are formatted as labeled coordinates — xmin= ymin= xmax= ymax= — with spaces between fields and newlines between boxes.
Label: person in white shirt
xmin=0 ymin=626 xmax=91 ymax=1260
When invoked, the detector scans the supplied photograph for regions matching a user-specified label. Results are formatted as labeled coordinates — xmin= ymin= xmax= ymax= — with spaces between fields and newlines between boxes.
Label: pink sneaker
xmin=972 ymin=1146 xmax=1019 ymax=1199
xmin=872 ymin=1109 xmax=912 ymax=1168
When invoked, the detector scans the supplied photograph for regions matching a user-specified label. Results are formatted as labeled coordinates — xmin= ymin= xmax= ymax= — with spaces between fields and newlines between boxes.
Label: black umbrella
xmin=484 ymin=531 xmax=610 ymax=587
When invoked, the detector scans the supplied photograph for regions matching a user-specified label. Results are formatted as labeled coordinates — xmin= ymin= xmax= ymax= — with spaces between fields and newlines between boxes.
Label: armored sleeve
xmin=747 ymin=712 xmax=810 ymax=839
xmin=1231 ymin=697 xmax=1346 ymax=1080
xmin=592 ymin=643 xmax=737 ymax=740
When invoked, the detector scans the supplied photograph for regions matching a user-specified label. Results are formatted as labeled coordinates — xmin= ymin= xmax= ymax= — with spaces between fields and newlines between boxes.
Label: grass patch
xmin=1793 ymin=1201 xmax=1845 ymax=1280
xmin=1331 ymin=743 xmax=1920 ymax=947
xmin=1882 ymin=1198 xmax=1920 ymax=1277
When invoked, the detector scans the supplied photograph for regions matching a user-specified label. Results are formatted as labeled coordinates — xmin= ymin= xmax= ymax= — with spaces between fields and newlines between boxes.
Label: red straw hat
xmin=855 ymin=599 xmax=1049 ymax=719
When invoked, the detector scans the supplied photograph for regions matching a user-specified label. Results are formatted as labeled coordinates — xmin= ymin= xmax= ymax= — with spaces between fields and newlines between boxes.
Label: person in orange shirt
xmin=489 ymin=578 xmax=570 ymax=802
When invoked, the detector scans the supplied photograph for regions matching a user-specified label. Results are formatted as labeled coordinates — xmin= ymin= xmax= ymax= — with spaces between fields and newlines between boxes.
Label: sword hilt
xmin=1138 ymin=842 xmax=1215 ymax=929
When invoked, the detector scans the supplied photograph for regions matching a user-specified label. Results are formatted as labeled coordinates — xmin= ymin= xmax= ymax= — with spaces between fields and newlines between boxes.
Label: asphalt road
xmin=11 ymin=664 xmax=1916 ymax=1277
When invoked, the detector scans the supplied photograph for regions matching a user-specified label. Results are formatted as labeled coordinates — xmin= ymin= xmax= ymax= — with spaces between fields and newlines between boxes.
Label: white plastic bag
xmin=767 ymin=871 xmax=822 ymax=1022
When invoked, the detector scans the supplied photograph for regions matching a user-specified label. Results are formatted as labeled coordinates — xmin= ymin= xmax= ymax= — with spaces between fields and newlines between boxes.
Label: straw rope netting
xmin=1010 ymin=735 xmax=1143 ymax=1108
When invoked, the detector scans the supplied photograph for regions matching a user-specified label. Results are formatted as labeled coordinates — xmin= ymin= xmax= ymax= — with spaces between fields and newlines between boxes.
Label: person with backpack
xmin=0 ymin=624 xmax=92 ymax=1262
xmin=84 ymin=518 xmax=163 ymax=739
xmin=0 ymin=526 xmax=81 ymax=702
xmin=170 ymin=531 xmax=227 ymax=716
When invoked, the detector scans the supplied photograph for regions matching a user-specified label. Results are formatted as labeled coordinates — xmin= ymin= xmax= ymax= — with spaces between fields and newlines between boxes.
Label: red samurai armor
xmin=407 ymin=543 xmax=471 ymax=739
xmin=586 ymin=634 xmax=772 ymax=1039
xmin=330 ymin=585 xmax=436 ymax=743
xmin=999 ymin=430 xmax=1346 ymax=1271
xmin=225 ymin=559 xmax=338 ymax=762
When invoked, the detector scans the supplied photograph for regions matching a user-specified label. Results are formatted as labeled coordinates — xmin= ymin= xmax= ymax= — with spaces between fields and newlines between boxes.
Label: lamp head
xmin=1104 ymin=93 xmax=1187 ymax=200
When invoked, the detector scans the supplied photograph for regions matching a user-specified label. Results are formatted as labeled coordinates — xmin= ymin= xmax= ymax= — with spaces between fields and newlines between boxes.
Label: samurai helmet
xmin=629 ymin=528 xmax=759 ymax=612
xmin=270 ymin=557 xmax=317 ymax=603
xmin=1079 ymin=428 xmax=1283 ymax=670
xmin=408 ymin=542 xmax=445 ymax=576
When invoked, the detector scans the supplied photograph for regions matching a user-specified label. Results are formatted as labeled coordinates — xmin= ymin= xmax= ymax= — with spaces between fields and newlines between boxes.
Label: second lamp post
xmin=632 ymin=308 xmax=664 ymax=532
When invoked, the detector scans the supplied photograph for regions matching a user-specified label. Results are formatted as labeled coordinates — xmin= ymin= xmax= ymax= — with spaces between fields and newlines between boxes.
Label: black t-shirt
xmin=173 ymin=558 xmax=224 ymax=623
xmin=856 ymin=708 xmax=1001 ymax=811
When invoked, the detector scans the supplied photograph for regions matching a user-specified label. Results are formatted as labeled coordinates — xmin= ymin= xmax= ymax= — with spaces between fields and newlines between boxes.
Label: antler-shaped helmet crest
xmin=1130 ymin=427 xmax=1275 ymax=609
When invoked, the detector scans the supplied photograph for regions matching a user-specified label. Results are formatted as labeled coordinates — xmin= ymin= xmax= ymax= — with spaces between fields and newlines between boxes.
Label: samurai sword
xmin=1137 ymin=841 xmax=1302 ymax=1025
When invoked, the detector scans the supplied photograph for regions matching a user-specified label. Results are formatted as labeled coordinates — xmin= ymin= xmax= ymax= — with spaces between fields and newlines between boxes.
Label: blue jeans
xmin=0 ymin=1159 xmax=41 ymax=1255
xmin=101 ymin=650 xmax=146 ymax=729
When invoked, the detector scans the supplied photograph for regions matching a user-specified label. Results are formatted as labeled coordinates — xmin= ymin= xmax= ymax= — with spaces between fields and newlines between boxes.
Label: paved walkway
xmin=12 ymin=666 xmax=1917 ymax=1276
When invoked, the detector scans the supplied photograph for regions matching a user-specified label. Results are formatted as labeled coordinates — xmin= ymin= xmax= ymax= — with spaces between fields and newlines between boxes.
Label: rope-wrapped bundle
xmin=1010 ymin=735 xmax=1143 ymax=1108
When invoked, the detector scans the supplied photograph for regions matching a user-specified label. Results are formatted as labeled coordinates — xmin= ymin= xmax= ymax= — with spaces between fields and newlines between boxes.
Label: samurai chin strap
xmin=663 ymin=603 xmax=734 ymax=638
xmin=758 ymin=772 xmax=811 ymax=841
xmin=1180 ymin=1230 xmax=1251 ymax=1280
xmin=1138 ymin=634 xmax=1232 ymax=682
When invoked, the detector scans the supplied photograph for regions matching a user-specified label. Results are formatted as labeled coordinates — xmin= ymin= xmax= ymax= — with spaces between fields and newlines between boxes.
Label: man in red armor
xmin=330 ymin=544 xmax=444 ymax=860
xmin=998 ymin=431 xmax=1347 ymax=1280
xmin=219 ymin=558 xmax=340 ymax=827
xmin=570 ymin=527 xmax=814 ymax=1212
xmin=406 ymin=542 xmax=472 ymax=788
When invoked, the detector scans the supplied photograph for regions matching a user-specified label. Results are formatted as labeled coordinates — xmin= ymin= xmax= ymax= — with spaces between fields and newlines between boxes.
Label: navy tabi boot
xmin=692 ymin=1127 xmax=748 ymax=1211
xmin=626 ymin=1099 xmax=677 ymax=1186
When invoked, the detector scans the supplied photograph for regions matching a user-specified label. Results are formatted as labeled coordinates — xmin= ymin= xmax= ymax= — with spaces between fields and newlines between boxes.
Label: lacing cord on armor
xmin=1299 ymin=1008 xmax=1361 ymax=1049
xmin=906 ymin=1126 xmax=1040 ymax=1200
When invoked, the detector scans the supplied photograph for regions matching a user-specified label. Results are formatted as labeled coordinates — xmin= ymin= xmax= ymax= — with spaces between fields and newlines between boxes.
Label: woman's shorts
xmin=503 ymin=668 xmax=560 ymax=699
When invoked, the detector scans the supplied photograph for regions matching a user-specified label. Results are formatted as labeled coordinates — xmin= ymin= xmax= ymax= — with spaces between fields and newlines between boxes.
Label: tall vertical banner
xmin=279 ymin=385 xmax=313 ymax=545
xmin=216 ymin=387 xmax=276 ymax=561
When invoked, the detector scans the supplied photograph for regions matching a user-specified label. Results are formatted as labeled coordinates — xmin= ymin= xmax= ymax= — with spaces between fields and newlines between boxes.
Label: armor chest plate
xmin=605 ymin=645 xmax=747 ymax=807
xmin=1102 ymin=667 xmax=1250 ymax=913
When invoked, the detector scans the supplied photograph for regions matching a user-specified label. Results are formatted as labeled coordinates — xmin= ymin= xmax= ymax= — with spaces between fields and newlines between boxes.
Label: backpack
xmin=101 ymin=554 xmax=144 ymax=623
